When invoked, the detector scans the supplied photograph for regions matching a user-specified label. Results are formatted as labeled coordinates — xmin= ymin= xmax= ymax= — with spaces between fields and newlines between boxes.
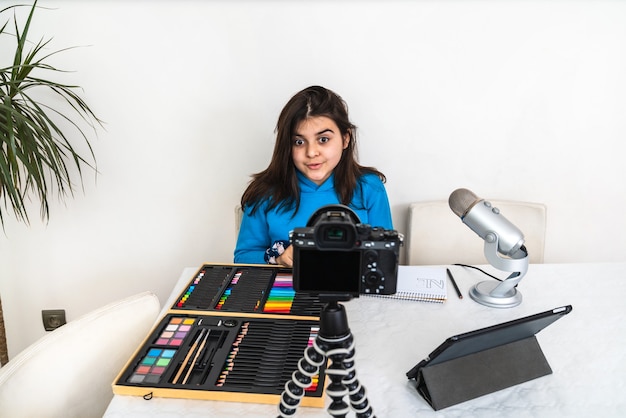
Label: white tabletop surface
xmin=104 ymin=262 xmax=626 ymax=417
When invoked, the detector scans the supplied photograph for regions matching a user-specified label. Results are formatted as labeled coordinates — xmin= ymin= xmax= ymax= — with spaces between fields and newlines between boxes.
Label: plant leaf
xmin=0 ymin=0 xmax=103 ymax=227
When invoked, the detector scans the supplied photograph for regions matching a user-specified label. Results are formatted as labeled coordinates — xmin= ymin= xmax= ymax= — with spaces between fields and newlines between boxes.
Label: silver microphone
xmin=448 ymin=188 xmax=525 ymax=257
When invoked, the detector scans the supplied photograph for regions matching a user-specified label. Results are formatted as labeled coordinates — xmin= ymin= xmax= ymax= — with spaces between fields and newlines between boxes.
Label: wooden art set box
xmin=113 ymin=263 xmax=327 ymax=406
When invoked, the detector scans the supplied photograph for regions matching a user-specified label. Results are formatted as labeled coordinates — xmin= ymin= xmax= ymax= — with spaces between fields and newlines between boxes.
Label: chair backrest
xmin=235 ymin=204 xmax=243 ymax=239
xmin=405 ymin=200 xmax=547 ymax=265
xmin=0 ymin=291 xmax=160 ymax=418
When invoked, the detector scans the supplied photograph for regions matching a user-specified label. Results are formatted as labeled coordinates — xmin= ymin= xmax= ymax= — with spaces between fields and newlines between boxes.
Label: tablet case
xmin=407 ymin=305 xmax=572 ymax=410
xmin=417 ymin=336 xmax=551 ymax=410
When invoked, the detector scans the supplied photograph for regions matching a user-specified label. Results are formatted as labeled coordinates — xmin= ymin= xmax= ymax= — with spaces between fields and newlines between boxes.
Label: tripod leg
xmin=323 ymin=334 xmax=375 ymax=418
xmin=277 ymin=342 xmax=326 ymax=417
xmin=342 ymin=342 xmax=374 ymax=417
xmin=323 ymin=334 xmax=352 ymax=417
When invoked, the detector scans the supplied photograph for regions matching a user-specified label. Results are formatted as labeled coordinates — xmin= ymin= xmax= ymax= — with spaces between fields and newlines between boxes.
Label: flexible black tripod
xmin=277 ymin=299 xmax=375 ymax=418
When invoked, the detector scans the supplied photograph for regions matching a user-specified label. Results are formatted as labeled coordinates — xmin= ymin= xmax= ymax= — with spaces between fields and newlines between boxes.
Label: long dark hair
xmin=241 ymin=85 xmax=386 ymax=214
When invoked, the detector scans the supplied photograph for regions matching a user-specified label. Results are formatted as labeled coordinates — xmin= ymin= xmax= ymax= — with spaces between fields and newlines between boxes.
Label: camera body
xmin=291 ymin=205 xmax=401 ymax=298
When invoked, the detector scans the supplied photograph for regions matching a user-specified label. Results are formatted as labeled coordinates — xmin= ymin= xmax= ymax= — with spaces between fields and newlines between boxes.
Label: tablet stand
xmin=277 ymin=299 xmax=375 ymax=418
xmin=412 ymin=336 xmax=552 ymax=410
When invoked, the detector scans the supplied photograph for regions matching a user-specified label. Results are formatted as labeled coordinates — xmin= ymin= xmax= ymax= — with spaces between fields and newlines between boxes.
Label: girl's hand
xmin=276 ymin=245 xmax=293 ymax=267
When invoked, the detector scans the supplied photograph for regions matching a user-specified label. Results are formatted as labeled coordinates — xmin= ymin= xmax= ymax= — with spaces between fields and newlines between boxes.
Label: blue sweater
xmin=234 ymin=170 xmax=393 ymax=264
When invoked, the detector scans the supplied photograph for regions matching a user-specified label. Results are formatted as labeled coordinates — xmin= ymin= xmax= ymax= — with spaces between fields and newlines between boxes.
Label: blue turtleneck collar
xmin=296 ymin=170 xmax=335 ymax=193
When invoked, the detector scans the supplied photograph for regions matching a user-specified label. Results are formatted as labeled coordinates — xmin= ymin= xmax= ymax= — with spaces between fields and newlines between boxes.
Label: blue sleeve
xmin=358 ymin=174 xmax=394 ymax=230
xmin=234 ymin=203 xmax=270 ymax=264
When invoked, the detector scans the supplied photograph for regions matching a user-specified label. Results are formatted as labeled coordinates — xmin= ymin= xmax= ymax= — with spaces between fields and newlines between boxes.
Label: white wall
xmin=1 ymin=0 xmax=625 ymax=358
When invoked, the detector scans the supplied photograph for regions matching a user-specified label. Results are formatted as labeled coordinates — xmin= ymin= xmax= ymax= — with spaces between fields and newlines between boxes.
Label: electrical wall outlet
xmin=42 ymin=309 xmax=66 ymax=331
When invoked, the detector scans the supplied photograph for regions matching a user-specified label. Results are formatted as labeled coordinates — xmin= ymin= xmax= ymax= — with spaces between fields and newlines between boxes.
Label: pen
xmin=446 ymin=268 xmax=463 ymax=299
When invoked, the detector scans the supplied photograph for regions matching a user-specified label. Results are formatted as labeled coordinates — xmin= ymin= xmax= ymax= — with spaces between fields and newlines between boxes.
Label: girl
xmin=234 ymin=86 xmax=393 ymax=266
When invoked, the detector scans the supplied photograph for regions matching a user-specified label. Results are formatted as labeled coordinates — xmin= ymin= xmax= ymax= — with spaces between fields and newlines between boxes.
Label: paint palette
xmin=127 ymin=348 xmax=176 ymax=384
xmin=155 ymin=317 xmax=195 ymax=346
xmin=114 ymin=313 xmax=326 ymax=406
xmin=172 ymin=264 xmax=325 ymax=317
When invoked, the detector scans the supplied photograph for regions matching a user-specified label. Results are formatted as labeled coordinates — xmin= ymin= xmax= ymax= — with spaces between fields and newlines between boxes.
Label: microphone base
xmin=469 ymin=281 xmax=522 ymax=308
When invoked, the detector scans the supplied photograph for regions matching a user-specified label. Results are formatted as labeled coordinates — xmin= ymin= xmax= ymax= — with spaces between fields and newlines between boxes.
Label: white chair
xmin=405 ymin=200 xmax=547 ymax=265
xmin=235 ymin=204 xmax=243 ymax=238
xmin=0 ymin=291 xmax=161 ymax=418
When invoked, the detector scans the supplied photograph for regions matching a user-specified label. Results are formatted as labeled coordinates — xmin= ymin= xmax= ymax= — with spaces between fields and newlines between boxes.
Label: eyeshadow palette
xmin=173 ymin=264 xmax=325 ymax=317
xmin=113 ymin=313 xmax=326 ymax=406
xmin=127 ymin=347 xmax=176 ymax=384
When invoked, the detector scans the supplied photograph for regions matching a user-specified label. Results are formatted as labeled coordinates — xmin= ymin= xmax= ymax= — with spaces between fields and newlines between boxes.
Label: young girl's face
xmin=292 ymin=116 xmax=349 ymax=185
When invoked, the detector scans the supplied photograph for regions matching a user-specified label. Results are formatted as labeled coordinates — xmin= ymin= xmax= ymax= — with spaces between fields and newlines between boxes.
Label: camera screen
xmin=295 ymin=249 xmax=361 ymax=295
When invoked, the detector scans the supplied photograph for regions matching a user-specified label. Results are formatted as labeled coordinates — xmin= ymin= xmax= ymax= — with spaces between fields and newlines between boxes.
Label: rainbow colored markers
xmin=263 ymin=273 xmax=295 ymax=314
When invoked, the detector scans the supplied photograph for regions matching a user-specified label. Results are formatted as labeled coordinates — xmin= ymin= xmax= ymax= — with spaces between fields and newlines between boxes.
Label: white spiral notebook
xmin=371 ymin=266 xmax=447 ymax=303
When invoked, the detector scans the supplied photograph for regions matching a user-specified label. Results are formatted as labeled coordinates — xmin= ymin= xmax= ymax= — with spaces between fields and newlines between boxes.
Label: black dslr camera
xmin=291 ymin=205 xmax=401 ymax=299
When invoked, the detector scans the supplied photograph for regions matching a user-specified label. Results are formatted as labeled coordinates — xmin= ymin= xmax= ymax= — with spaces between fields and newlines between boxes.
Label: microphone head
xmin=449 ymin=188 xmax=480 ymax=218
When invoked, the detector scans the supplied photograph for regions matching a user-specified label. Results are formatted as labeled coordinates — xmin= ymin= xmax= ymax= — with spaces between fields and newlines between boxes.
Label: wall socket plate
xmin=42 ymin=309 xmax=66 ymax=331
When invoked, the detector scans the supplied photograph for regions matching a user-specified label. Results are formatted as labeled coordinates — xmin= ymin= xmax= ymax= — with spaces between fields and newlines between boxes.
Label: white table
xmin=105 ymin=263 xmax=626 ymax=417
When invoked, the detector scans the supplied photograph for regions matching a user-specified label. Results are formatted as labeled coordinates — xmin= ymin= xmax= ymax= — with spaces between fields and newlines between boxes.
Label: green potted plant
xmin=0 ymin=0 xmax=103 ymax=364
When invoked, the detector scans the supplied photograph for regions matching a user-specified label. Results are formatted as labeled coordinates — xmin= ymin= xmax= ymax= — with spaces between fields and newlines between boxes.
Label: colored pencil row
xmin=172 ymin=264 xmax=324 ymax=316
xmin=215 ymin=321 xmax=322 ymax=393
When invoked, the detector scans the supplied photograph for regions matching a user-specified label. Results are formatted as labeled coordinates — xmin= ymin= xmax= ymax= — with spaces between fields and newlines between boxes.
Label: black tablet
xmin=407 ymin=305 xmax=572 ymax=378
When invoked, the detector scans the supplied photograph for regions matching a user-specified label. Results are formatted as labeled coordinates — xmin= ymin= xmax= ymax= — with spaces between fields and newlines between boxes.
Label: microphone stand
xmin=469 ymin=234 xmax=529 ymax=308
